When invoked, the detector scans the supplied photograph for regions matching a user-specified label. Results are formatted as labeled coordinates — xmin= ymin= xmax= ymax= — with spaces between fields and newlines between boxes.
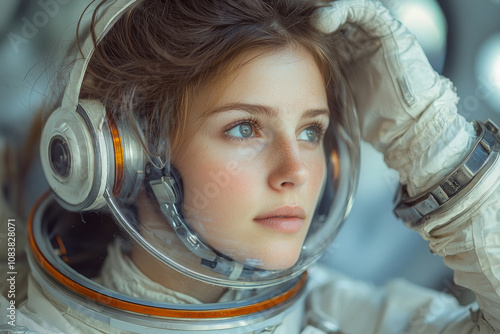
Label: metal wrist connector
xmin=394 ymin=119 xmax=500 ymax=229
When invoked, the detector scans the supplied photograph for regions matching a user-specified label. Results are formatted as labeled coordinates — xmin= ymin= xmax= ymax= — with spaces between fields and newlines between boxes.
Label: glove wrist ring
xmin=394 ymin=119 xmax=500 ymax=229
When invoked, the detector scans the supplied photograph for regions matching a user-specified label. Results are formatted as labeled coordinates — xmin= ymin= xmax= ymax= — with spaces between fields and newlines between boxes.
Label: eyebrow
xmin=206 ymin=102 xmax=330 ymax=119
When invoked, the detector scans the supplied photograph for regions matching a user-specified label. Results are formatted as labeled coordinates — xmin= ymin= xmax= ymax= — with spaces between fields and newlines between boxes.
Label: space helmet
xmin=32 ymin=0 xmax=360 ymax=331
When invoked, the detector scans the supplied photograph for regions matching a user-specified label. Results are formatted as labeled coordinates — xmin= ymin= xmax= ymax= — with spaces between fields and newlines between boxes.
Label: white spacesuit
xmin=1 ymin=0 xmax=500 ymax=333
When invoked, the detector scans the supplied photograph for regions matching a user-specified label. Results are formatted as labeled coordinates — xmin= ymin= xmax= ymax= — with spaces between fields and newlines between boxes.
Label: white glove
xmin=315 ymin=0 xmax=476 ymax=196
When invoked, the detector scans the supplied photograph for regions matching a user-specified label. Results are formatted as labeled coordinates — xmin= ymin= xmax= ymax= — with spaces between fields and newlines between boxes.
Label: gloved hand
xmin=315 ymin=0 xmax=476 ymax=196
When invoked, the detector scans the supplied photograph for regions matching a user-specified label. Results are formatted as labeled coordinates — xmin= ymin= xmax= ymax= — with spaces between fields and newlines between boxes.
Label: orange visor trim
xmin=107 ymin=115 xmax=124 ymax=197
xmin=331 ymin=150 xmax=340 ymax=181
xmin=28 ymin=192 xmax=307 ymax=319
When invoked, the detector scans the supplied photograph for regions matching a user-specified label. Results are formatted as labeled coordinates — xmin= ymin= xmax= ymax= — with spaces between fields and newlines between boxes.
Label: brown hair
xmin=79 ymin=0 xmax=354 ymax=159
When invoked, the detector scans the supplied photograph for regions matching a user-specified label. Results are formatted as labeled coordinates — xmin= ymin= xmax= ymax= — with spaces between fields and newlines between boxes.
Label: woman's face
xmin=174 ymin=46 xmax=329 ymax=270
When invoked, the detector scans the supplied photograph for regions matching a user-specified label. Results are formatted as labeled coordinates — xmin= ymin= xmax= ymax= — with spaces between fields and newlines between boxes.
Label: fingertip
xmin=314 ymin=4 xmax=345 ymax=34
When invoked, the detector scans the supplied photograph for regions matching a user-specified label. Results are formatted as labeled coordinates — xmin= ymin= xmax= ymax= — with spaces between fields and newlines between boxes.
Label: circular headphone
xmin=40 ymin=0 xmax=147 ymax=212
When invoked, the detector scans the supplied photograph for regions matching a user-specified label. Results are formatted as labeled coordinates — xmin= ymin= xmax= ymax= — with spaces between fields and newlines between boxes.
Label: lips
xmin=254 ymin=206 xmax=305 ymax=233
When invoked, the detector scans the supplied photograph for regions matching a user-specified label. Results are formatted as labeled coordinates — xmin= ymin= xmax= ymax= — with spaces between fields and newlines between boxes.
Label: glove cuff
xmin=384 ymin=79 xmax=477 ymax=197
xmin=394 ymin=120 xmax=499 ymax=228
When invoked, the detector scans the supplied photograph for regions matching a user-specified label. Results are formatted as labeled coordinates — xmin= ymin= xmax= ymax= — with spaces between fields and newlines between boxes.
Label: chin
xmin=236 ymin=244 xmax=302 ymax=271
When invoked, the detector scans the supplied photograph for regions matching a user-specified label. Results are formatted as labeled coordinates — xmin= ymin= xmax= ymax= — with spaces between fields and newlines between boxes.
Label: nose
xmin=268 ymin=137 xmax=309 ymax=191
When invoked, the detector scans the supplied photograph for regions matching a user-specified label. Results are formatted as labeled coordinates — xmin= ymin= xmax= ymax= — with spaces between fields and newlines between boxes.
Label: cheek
xmin=179 ymin=154 xmax=259 ymax=228
xmin=307 ymin=154 xmax=327 ymax=193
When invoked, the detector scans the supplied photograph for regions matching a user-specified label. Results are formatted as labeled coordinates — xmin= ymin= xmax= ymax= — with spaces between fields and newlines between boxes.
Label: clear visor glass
xmin=104 ymin=105 xmax=360 ymax=288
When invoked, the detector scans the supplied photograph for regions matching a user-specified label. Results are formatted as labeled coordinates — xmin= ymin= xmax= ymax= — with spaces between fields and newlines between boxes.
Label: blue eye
xmin=227 ymin=123 xmax=254 ymax=138
xmin=298 ymin=127 xmax=319 ymax=142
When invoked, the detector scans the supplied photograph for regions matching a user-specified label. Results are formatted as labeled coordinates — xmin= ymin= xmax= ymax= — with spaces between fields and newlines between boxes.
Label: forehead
xmin=190 ymin=46 xmax=329 ymax=120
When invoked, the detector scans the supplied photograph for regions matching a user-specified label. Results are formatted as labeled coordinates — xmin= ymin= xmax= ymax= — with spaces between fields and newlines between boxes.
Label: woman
xmin=1 ymin=0 xmax=500 ymax=332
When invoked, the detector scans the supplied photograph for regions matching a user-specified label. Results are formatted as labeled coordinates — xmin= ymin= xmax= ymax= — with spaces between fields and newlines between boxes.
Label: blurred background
xmin=1 ymin=0 xmax=500 ymax=303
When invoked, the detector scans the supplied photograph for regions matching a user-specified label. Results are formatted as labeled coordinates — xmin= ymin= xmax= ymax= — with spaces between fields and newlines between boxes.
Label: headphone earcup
xmin=40 ymin=100 xmax=114 ymax=211
xmin=41 ymin=99 xmax=146 ymax=211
